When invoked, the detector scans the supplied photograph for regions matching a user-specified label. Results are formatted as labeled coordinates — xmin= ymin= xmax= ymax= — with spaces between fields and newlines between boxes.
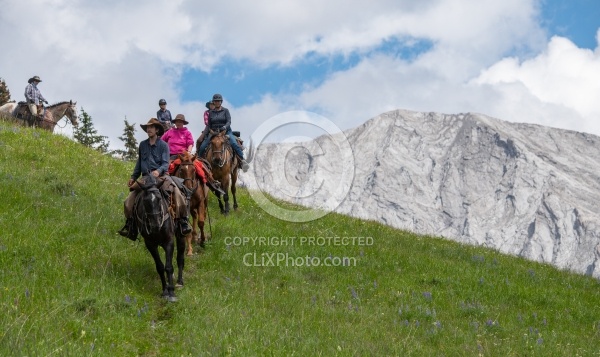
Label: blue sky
xmin=179 ymin=37 xmax=434 ymax=107
xmin=541 ymin=0 xmax=599 ymax=49
xmin=0 ymin=0 xmax=599 ymax=149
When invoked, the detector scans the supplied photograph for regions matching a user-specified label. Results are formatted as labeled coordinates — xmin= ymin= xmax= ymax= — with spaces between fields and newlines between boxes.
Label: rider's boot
xmin=118 ymin=218 xmax=138 ymax=241
xmin=178 ymin=217 xmax=192 ymax=236
xmin=241 ymin=159 xmax=249 ymax=172
xmin=207 ymin=180 xmax=226 ymax=195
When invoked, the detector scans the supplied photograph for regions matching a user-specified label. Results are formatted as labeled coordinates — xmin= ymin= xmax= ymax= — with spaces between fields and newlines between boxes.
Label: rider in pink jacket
xmin=161 ymin=114 xmax=194 ymax=160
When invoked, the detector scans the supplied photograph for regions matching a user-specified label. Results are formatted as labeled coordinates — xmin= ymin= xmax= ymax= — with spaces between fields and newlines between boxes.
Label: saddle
xmin=232 ymin=131 xmax=245 ymax=150
xmin=14 ymin=101 xmax=43 ymax=125
xmin=168 ymin=157 xmax=225 ymax=195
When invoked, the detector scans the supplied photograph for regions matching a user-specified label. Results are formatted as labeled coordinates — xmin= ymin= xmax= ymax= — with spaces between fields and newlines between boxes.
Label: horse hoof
xmin=175 ymin=283 xmax=184 ymax=289
xmin=166 ymin=296 xmax=178 ymax=303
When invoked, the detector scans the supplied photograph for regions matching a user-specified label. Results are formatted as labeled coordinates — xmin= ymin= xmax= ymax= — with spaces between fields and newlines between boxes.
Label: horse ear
xmin=69 ymin=100 xmax=72 ymax=104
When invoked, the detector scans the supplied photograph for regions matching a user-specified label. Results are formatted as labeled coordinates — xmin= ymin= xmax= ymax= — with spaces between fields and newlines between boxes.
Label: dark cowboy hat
xmin=140 ymin=118 xmax=165 ymax=136
xmin=28 ymin=75 xmax=42 ymax=83
xmin=205 ymin=101 xmax=213 ymax=109
xmin=173 ymin=114 xmax=189 ymax=125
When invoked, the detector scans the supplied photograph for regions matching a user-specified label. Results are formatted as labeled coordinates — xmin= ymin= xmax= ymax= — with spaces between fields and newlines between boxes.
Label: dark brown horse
xmin=203 ymin=130 xmax=238 ymax=215
xmin=133 ymin=174 xmax=185 ymax=301
xmin=0 ymin=100 xmax=78 ymax=131
xmin=173 ymin=152 xmax=209 ymax=255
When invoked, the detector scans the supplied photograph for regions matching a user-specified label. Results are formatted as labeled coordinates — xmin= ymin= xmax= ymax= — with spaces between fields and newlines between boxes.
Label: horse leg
xmin=223 ymin=192 xmax=230 ymax=215
xmin=231 ymin=170 xmax=238 ymax=210
xmin=144 ymin=240 xmax=168 ymax=297
xmin=198 ymin=187 xmax=208 ymax=246
xmin=185 ymin=206 xmax=196 ymax=256
xmin=216 ymin=192 xmax=226 ymax=214
xmin=175 ymin=233 xmax=186 ymax=288
xmin=162 ymin=240 xmax=177 ymax=302
xmin=185 ymin=231 xmax=194 ymax=256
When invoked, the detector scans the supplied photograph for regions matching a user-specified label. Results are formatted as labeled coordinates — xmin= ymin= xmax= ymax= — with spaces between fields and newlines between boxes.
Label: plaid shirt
xmin=24 ymin=83 xmax=46 ymax=105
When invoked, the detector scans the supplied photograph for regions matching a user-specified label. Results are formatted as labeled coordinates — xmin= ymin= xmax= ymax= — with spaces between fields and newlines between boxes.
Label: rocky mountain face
xmin=242 ymin=109 xmax=600 ymax=277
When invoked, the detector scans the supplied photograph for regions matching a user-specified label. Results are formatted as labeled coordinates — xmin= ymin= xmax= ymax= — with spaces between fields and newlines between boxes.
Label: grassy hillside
xmin=1 ymin=120 xmax=600 ymax=356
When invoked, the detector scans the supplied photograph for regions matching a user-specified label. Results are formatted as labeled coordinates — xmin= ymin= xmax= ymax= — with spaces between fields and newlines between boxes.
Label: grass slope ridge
xmin=0 ymin=121 xmax=599 ymax=356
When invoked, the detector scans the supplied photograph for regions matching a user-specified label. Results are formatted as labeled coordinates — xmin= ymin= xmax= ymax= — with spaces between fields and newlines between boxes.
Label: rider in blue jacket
xmin=198 ymin=93 xmax=249 ymax=172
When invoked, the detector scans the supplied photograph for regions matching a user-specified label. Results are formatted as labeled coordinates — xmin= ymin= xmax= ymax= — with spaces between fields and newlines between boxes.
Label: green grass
xmin=1 ymin=120 xmax=600 ymax=356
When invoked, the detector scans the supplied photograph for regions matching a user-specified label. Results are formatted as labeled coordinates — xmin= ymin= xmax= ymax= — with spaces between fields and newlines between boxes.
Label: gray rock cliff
xmin=242 ymin=109 xmax=600 ymax=277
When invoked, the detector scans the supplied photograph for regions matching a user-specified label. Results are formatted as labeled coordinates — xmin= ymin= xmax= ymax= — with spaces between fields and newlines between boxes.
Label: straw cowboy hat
xmin=172 ymin=114 xmax=189 ymax=125
xmin=140 ymin=118 xmax=165 ymax=136
xmin=28 ymin=75 xmax=42 ymax=84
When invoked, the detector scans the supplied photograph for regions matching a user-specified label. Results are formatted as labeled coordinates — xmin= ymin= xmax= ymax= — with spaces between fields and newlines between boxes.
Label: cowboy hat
xmin=140 ymin=118 xmax=165 ymax=136
xmin=172 ymin=114 xmax=189 ymax=125
xmin=28 ymin=75 xmax=42 ymax=83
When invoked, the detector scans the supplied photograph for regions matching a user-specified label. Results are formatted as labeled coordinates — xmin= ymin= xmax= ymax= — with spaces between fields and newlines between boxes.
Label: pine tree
xmin=0 ymin=78 xmax=11 ymax=106
xmin=115 ymin=118 xmax=138 ymax=161
xmin=73 ymin=108 xmax=110 ymax=153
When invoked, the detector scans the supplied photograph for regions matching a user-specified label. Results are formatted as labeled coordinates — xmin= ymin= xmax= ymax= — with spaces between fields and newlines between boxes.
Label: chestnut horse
xmin=133 ymin=174 xmax=185 ymax=302
xmin=173 ymin=152 xmax=209 ymax=255
xmin=202 ymin=130 xmax=238 ymax=215
xmin=0 ymin=100 xmax=78 ymax=131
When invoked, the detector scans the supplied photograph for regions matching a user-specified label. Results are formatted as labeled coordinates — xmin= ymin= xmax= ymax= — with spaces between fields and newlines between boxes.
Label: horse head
xmin=65 ymin=100 xmax=78 ymax=127
xmin=176 ymin=152 xmax=198 ymax=190
xmin=209 ymin=130 xmax=228 ymax=167
xmin=135 ymin=174 xmax=169 ymax=235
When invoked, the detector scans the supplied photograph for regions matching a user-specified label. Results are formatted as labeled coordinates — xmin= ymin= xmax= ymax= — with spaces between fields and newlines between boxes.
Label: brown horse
xmin=173 ymin=152 xmax=210 ymax=255
xmin=0 ymin=100 xmax=78 ymax=132
xmin=203 ymin=130 xmax=238 ymax=215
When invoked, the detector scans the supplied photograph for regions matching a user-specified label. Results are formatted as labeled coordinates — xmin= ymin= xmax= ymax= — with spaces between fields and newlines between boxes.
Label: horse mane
xmin=47 ymin=101 xmax=72 ymax=108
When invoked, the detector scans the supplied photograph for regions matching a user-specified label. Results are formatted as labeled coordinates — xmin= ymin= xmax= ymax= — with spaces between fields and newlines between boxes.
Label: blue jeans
xmin=199 ymin=130 xmax=244 ymax=159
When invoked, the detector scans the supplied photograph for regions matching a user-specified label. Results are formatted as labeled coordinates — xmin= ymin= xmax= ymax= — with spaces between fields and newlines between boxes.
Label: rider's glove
xmin=44 ymin=100 xmax=48 ymax=104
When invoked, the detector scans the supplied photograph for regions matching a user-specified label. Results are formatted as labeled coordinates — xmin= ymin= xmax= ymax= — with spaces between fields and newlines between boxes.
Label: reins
xmin=175 ymin=161 xmax=200 ymax=194
xmin=209 ymin=136 xmax=232 ymax=168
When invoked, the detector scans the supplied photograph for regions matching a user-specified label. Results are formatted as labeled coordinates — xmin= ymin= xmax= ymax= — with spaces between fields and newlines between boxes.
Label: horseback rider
xmin=203 ymin=100 xmax=214 ymax=125
xmin=24 ymin=75 xmax=48 ymax=118
xmin=165 ymin=114 xmax=225 ymax=195
xmin=161 ymin=114 xmax=194 ymax=161
xmin=196 ymin=101 xmax=215 ymax=150
xmin=156 ymin=98 xmax=172 ymax=132
xmin=118 ymin=118 xmax=192 ymax=240
xmin=197 ymin=94 xmax=249 ymax=172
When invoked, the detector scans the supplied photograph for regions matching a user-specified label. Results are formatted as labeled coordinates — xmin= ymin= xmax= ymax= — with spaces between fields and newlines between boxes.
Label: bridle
xmin=175 ymin=160 xmax=200 ymax=194
xmin=210 ymin=135 xmax=231 ymax=168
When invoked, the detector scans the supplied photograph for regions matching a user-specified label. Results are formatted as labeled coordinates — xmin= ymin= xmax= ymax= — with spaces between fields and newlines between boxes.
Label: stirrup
xmin=179 ymin=219 xmax=192 ymax=235
xmin=118 ymin=220 xmax=138 ymax=241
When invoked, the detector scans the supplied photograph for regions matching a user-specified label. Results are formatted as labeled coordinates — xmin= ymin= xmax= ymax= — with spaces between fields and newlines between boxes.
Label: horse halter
xmin=210 ymin=136 xmax=231 ymax=168
xmin=175 ymin=161 xmax=200 ymax=193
